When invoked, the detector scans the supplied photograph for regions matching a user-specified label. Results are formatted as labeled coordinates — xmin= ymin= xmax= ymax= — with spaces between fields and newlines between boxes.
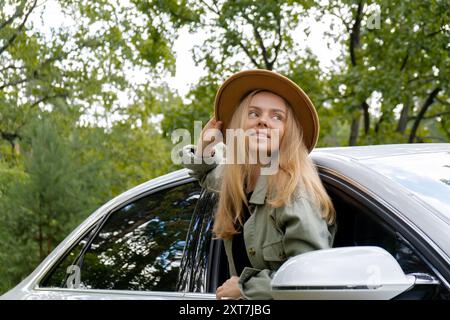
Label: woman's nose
xmin=257 ymin=116 xmax=269 ymax=127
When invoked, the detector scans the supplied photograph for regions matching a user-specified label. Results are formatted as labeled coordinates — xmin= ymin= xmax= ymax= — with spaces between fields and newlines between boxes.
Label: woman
xmin=181 ymin=69 xmax=336 ymax=299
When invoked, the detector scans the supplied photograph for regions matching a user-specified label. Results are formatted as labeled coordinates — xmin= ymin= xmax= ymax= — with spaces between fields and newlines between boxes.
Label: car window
xmin=351 ymin=212 xmax=430 ymax=275
xmin=329 ymin=185 xmax=450 ymax=300
xmin=353 ymin=211 xmax=449 ymax=299
xmin=41 ymin=181 xmax=202 ymax=292
xmin=40 ymin=226 xmax=99 ymax=289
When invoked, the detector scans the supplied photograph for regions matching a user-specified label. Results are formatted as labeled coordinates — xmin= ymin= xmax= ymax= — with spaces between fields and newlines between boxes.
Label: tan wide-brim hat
xmin=214 ymin=69 xmax=319 ymax=153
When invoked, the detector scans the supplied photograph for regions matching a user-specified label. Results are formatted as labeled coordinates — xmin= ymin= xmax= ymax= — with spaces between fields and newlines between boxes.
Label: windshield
xmin=361 ymin=151 xmax=450 ymax=222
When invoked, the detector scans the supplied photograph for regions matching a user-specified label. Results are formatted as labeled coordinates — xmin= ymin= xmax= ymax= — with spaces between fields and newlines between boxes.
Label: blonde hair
xmin=212 ymin=89 xmax=335 ymax=240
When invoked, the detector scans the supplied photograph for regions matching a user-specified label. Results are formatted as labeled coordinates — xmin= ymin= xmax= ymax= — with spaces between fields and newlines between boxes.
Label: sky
xmin=2 ymin=0 xmax=388 ymax=128
xmin=30 ymin=0 xmax=344 ymax=99
xmin=167 ymin=14 xmax=343 ymax=98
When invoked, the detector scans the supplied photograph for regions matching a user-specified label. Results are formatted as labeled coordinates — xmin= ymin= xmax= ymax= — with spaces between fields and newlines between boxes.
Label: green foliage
xmin=0 ymin=115 xmax=106 ymax=292
xmin=319 ymin=0 xmax=449 ymax=145
xmin=190 ymin=0 xmax=315 ymax=72
xmin=159 ymin=77 xmax=219 ymax=141
xmin=102 ymin=120 xmax=174 ymax=193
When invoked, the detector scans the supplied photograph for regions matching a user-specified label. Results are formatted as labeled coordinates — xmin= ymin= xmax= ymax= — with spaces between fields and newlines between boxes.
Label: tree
xmin=0 ymin=0 xmax=197 ymax=158
xmin=157 ymin=0 xmax=327 ymax=140
xmin=190 ymin=0 xmax=313 ymax=72
xmin=320 ymin=0 xmax=449 ymax=145
xmin=0 ymin=115 xmax=106 ymax=291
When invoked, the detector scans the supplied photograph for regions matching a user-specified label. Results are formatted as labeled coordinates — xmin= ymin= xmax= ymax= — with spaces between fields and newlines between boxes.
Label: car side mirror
xmin=271 ymin=246 xmax=416 ymax=300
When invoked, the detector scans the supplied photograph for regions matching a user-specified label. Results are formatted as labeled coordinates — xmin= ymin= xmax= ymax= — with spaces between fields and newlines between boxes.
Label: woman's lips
xmin=249 ymin=130 xmax=271 ymax=138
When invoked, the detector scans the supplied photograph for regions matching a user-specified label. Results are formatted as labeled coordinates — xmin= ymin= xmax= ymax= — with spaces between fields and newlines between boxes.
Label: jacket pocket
xmin=262 ymin=240 xmax=286 ymax=262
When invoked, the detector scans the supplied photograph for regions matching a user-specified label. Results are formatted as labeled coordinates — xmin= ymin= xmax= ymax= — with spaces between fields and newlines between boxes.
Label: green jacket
xmin=181 ymin=144 xmax=336 ymax=299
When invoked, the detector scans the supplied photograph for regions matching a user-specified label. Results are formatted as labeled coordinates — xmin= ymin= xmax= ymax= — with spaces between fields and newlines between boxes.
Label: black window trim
xmin=206 ymin=236 xmax=223 ymax=293
xmin=179 ymin=188 xmax=218 ymax=294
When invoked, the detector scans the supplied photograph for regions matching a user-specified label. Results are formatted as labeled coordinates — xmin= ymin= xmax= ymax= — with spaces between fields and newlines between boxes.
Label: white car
xmin=2 ymin=143 xmax=449 ymax=299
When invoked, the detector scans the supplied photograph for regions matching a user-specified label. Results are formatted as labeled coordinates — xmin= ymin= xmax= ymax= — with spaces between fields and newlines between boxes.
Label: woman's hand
xmin=216 ymin=276 xmax=242 ymax=300
xmin=195 ymin=117 xmax=223 ymax=158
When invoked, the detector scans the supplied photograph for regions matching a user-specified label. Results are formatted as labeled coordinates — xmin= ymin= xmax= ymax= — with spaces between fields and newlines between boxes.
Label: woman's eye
xmin=248 ymin=111 xmax=258 ymax=118
xmin=273 ymin=114 xmax=283 ymax=121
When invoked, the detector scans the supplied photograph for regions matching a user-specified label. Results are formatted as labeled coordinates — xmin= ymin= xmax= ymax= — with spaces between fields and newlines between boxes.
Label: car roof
xmin=312 ymin=143 xmax=450 ymax=261
xmin=312 ymin=143 xmax=450 ymax=160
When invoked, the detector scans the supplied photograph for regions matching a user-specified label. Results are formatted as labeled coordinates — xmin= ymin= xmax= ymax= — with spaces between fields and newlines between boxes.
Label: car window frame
xmin=177 ymin=187 xmax=224 ymax=298
xmin=35 ymin=175 xmax=204 ymax=298
xmin=177 ymin=188 xmax=213 ymax=293
xmin=318 ymin=166 xmax=450 ymax=292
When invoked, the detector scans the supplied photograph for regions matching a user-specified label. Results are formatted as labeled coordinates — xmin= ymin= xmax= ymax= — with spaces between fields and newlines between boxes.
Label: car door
xmin=31 ymin=179 xmax=203 ymax=299
xmin=194 ymin=173 xmax=450 ymax=299
xmin=320 ymin=169 xmax=450 ymax=299
xmin=181 ymin=166 xmax=450 ymax=300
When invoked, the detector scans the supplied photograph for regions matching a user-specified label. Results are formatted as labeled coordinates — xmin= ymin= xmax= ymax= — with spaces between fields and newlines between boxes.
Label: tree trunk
xmin=408 ymin=87 xmax=441 ymax=143
xmin=362 ymin=101 xmax=370 ymax=135
xmin=375 ymin=113 xmax=384 ymax=134
xmin=396 ymin=103 xmax=410 ymax=133
xmin=347 ymin=1 xmax=366 ymax=145
xmin=349 ymin=114 xmax=361 ymax=146
xmin=349 ymin=1 xmax=364 ymax=67
xmin=38 ymin=221 xmax=44 ymax=260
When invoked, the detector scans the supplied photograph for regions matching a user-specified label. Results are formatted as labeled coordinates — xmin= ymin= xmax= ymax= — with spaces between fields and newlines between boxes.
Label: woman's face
xmin=243 ymin=91 xmax=287 ymax=157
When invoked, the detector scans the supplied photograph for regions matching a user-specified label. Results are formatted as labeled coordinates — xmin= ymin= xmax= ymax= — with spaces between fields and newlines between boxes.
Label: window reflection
xmin=41 ymin=182 xmax=201 ymax=291
xmin=362 ymin=151 xmax=450 ymax=220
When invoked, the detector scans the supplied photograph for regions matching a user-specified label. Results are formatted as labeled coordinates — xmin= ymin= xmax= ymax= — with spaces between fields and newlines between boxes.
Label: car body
xmin=2 ymin=143 xmax=450 ymax=300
